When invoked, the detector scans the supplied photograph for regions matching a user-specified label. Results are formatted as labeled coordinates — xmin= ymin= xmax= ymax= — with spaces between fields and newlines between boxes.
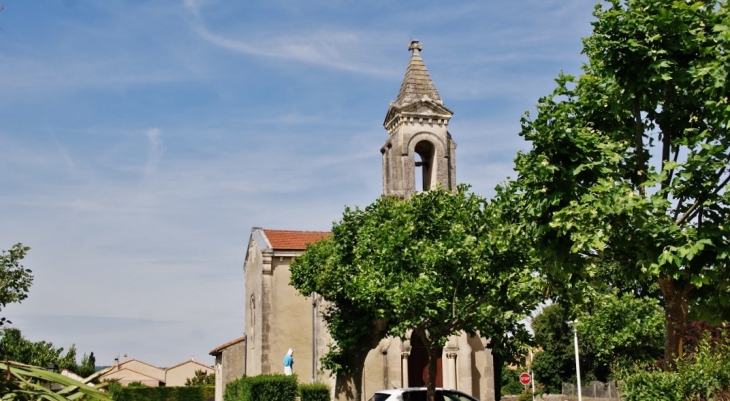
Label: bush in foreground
xmin=619 ymin=335 xmax=730 ymax=401
xmin=224 ymin=374 xmax=298 ymax=401
xmin=299 ymin=382 xmax=330 ymax=401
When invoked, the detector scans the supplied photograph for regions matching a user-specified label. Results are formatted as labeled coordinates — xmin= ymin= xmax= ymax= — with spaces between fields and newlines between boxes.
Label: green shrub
xmin=618 ymin=334 xmax=730 ymax=401
xmin=202 ymin=385 xmax=215 ymax=400
xmin=299 ymin=382 xmax=330 ymax=401
xmin=107 ymin=380 xmax=123 ymax=400
xmin=240 ymin=374 xmax=298 ymax=401
xmin=176 ymin=386 xmax=202 ymax=401
xmin=224 ymin=377 xmax=245 ymax=401
xmin=109 ymin=385 xmax=215 ymax=401
xmin=516 ymin=390 xmax=534 ymax=401
xmin=116 ymin=386 xmax=168 ymax=401
xmin=500 ymin=366 xmax=525 ymax=396
xmin=619 ymin=369 xmax=683 ymax=401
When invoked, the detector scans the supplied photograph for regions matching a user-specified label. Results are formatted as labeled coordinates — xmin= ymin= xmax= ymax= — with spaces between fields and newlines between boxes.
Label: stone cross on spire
xmin=408 ymin=39 xmax=423 ymax=55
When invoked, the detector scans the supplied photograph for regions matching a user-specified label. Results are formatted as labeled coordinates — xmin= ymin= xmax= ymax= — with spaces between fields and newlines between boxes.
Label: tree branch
xmin=677 ymin=172 xmax=730 ymax=226
xmin=634 ymin=94 xmax=646 ymax=194
xmin=660 ymin=84 xmax=673 ymax=197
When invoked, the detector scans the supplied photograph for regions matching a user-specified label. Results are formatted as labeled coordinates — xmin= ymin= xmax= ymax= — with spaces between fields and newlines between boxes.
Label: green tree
xmin=0 ymin=244 xmax=33 ymax=326
xmin=500 ymin=362 xmax=527 ymax=396
xmin=505 ymin=0 xmax=730 ymax=369
xmin=530 ymin=305 xmax=575 ymax=393
xmin=530 ymin=295 xmax=663 ymax=393
xmin=291 ymin=185 xmax=543 ymax=401
xmin=77 ymin=351 xmax=97 ymax=378
xmin=575 ymin=292 xmax=664 ymax=371
xmin=290 ymin=236 xmax=389 ymax=401
xmin=0 ymin=327 xmax=84 ymax=373
xmin=185 ymin=369 xmax=215 ymax=386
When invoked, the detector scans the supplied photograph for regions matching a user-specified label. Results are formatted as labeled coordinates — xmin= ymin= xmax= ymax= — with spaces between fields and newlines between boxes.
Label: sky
xmin=0 ymin=0 xmax=598 ymax=368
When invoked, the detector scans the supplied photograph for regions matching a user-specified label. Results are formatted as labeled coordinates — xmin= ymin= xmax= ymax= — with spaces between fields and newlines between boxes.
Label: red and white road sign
xmin=519 ymin=372 xmax=531 ymax=385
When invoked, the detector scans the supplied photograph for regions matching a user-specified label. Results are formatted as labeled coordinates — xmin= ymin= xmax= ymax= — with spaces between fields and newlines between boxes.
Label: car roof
xmin=374 ymin=387 xmax=448 ymax=394
xmin=373 ymin=389 xmax=402 ymax=395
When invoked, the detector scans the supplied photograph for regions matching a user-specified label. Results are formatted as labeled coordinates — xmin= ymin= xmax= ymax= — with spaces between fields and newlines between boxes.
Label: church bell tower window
xmin=414 ymin=140 xmax=435 ymax=192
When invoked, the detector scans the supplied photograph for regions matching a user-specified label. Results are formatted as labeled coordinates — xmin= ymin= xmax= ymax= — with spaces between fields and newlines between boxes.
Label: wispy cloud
xmin=50 ymin=131 xmax=76 ymax=171
xmin=144 ymin=128 xmax=164 ymax=181
xmin=191 ymin=23 xmax=396 ymax=76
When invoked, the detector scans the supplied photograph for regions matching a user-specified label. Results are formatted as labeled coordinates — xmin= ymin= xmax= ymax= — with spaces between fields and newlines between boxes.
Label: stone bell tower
xmin=381 ymin=40 xmax=456 ymax=198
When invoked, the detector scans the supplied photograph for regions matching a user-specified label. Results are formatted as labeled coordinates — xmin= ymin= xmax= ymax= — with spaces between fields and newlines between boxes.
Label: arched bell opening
xmin=414 ymin=140 xmax=436 ymax=192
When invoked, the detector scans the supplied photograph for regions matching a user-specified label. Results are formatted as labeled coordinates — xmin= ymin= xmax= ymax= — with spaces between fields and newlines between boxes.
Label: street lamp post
xmin=529 ymin=350 xmax=535 ymax=401
xmin=568 ymin=321 xmax=583 ymax=401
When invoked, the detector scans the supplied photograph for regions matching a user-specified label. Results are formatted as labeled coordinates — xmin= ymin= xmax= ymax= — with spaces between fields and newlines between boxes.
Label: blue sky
xmin=0 ymin=0 xmax=597 ymax=368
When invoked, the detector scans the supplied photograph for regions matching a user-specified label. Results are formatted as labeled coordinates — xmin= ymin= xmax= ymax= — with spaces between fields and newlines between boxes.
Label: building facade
xmin=209 ymin=337 xmax=246 ymax=401
xmin=243 ymin=229 xmax=332 ymax=385
xmin=241 ymin=41 xmax=495 ymax=401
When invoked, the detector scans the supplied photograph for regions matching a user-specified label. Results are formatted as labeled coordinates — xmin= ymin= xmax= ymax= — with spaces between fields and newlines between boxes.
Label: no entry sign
xmin=519 ymin=372 xmax=531 ymax=385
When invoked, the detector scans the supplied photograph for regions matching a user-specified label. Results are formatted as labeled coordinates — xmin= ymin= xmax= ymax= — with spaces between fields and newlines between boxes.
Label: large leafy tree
xmin=505 ymin=0 xmax=730 ymax=369
xmin=0 ymin=244 xmax=33 ymax=326
xmin=291 ymin=185 xmax=543 ymax=401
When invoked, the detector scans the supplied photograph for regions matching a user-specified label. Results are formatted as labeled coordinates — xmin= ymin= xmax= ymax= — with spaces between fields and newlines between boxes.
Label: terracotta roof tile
xmin=263 ymin=229 xmax=330 ymax=251
xmin=209 ymin=336 xmax=246 ymax=356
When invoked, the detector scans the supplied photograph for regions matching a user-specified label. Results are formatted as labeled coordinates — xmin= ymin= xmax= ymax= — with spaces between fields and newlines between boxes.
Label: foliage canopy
xmin=502 ymin=0 xmax=730 ymax=368
xmin=291 ymin=185 xmax=544 ymax=401
xmin=0 ymin=244 xmax=33 ymax=326
xmin=185 ymin=369 xmax=215 ymax=386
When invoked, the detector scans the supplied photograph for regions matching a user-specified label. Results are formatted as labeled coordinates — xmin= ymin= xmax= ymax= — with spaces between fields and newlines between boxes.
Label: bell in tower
xmin=381 ymin=40 xmax=456 ymax=198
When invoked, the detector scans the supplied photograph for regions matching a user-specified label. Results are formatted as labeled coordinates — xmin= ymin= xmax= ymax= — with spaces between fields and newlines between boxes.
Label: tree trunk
xmin=658 ymin=276 xmax=693 ymax=371
xmin=335 ymin=352 xmax=369 ymax=401
xmin=493 ymin=352 xmax=504 ymax=401
xmin=335 ymin=370 xmax=363 ymax=401
xmin=426 ymin=346 xmax=439 ymax=401
xmin=413 ymin=328 xmax=439 ymax=401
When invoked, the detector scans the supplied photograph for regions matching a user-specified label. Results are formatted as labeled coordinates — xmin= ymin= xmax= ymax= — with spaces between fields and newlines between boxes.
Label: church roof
xmin=394 ymin=40 xmax=443 ymax=107
xmin=262 ymin=229 xmax=330 ymax=251
xmin=209 ymin=336 xmax=246 ymax=356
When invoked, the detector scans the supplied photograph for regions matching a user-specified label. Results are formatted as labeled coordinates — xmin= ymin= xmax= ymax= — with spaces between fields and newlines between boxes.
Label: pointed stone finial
xmin=408 ymin=39 xmax=423 ymax=55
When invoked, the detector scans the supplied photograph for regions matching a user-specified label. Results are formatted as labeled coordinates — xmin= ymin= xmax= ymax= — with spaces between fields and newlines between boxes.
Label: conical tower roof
xmin=395 ymin=40 xmax=443 ymax=106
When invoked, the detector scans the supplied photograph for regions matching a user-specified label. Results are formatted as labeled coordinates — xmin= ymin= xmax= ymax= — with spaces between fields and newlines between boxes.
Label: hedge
xmin=618 ymin=335 xmax=730 ymax=401
xmin=110 ymin=385 xmax=215 ymax=401
xmin=299 ymin=382 xmax=330 ymax=401
xmin=224 ymin=374 xmax=298 ymax=401
xmin=224 ymin=378 xmax=245 ymax=401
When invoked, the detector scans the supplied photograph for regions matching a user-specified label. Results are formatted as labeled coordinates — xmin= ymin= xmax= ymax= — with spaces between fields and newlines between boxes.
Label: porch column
xmin=446 ymin=352 xmax=458 ymax=389
xmin=401 ymin=352 xmax=410 ymax=388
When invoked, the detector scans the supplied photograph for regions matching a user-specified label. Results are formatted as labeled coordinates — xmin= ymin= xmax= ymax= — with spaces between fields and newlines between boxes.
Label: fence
xmin=562 ymin=381 xmax=618 ymax=399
